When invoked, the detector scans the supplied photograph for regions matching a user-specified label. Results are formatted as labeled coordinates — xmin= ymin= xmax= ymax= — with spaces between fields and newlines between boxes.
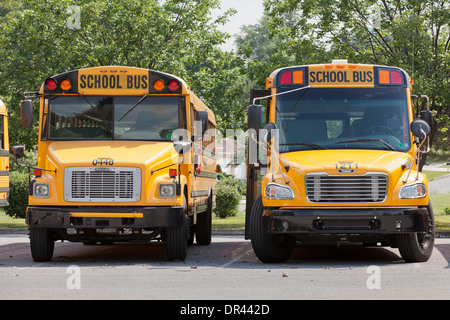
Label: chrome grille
xmin=64 ymin=167 xmax=141 ymax=202
xmin=305 ymin=173 xmax=388 ymax=203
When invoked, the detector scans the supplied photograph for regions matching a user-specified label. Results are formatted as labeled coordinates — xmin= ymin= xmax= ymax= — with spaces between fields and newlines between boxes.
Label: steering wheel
xmin=364 ymin=125 xmax=394 ymax=136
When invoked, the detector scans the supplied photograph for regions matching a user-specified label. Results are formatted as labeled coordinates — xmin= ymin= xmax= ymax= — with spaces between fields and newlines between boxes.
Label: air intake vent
xmin=64 ymin=167 xmax=141 ymax=202
xmin=306 ymin=173 xmax=388 ymax=203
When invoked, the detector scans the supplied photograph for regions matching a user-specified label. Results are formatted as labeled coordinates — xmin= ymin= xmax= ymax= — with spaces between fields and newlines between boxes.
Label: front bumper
xmin=26 ymin=206 xmax=184 ymax=229
xmin=265 ymin=207 xmax=430 ymax=235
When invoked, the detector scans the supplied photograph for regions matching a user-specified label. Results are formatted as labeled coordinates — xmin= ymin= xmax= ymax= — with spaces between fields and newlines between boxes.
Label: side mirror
xmin=10 ymin=145 xmax=25 ymax=158
xmin=20 ymin=100 xmax=33 ymax=128
xmin=247 ymin=105 xmax=262 ymax=131
xmin=410 ymin=119 xmax=431 ymax=139
xmin=173 ymin=140 xmax=192 ymax=155
xmin=420 ymin=110 xmax=434 ymax=132
xmin=248 ymin=105 xmax=262 ymax=165
xmin=263 ymin=122 xmax=277 ymax=144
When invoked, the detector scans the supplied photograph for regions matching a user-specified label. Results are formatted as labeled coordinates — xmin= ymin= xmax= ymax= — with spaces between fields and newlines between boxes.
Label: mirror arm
xmin=150 ymin=159 xmax=183 ymax=175
xmin=402 ymin=137 xmax=428 ymax=184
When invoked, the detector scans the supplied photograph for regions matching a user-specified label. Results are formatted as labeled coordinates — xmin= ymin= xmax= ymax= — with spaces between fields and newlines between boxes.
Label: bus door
xmin=245 ymin=90 xmax=270 ymax=239
xmin=190 ymin=106 xmax=210 ymax=212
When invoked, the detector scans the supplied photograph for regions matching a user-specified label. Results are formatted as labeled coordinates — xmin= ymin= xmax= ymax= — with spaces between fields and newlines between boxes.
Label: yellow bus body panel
xmin=0 ymin=100 xmax=9 ymax=206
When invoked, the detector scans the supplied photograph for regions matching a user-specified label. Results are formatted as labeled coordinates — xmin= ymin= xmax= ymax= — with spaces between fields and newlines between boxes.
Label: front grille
xmin=305 ymin=173 xmax=388 ymax=203
xmin=64 ymin=167 xmax=141 ymax=202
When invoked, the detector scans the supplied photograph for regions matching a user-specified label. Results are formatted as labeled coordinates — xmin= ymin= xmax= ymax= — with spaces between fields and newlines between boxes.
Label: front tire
xmin=166 ymin=225 xmax=187 ymax=261
xmin=30 ymin=228 xmax=55 ymax=262
xmin=166 ymin=196 xmax=188 ymax=261
xmin=397 ymin=202 xmax=435 ymax=262
xmin=249 ymin=196 xmax=296 ymax=263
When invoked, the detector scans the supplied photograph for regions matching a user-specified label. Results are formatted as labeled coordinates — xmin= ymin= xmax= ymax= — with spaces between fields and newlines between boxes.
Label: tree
xmin=0 ymin=0 xmax=235 ymax=148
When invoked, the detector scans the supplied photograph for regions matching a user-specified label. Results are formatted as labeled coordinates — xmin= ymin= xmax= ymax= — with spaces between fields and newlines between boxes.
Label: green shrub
xmin=5 ymin=171 xmax=29 ymax=219
xmin=214 ymin=177 xmax=241 ymax=219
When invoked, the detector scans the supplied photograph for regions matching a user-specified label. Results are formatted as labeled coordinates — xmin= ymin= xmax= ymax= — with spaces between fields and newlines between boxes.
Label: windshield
xmin=275 ymin=87 xmax=410 ymax=152
xmin=47 ymin=96 xmax=184 ymax=140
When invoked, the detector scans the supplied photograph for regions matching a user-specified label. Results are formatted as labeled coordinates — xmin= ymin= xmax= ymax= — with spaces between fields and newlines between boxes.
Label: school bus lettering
xmin=308 ymin=67 xmax=374 ymax=86
xmin=352 ymin=70 xmax=373 ymax=83
xmin=79 ymin=74 xmax=148 ymax=90
xmin=127 ymin=75 xmax=148 ymax=90
xmin=247 ymin=60 xmax=435 ymax=264
xmin=15 ymin=66 xmax=216 ymax=263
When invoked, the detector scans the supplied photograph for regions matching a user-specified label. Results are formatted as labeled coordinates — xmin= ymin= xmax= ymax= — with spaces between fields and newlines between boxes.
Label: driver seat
xmin=361 ymin=107 xmax=388 ymax=135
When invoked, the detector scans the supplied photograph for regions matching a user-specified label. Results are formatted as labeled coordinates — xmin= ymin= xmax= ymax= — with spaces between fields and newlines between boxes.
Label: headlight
xmin=265 ymin=183 xmax=294 ymax=200
xmin=159 ymin=183 xmax=175 ymax=198
xmin=34 ymin=183 xmax=50 ymax=198
xmin=399 ymin=183 xmax=427 ymax=199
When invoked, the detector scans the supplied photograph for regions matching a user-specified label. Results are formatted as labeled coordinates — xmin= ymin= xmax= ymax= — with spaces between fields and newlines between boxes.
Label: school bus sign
xmin=308 ymin=65 xmax=374 ymax=87
xmin=275 ymin=64 xmax=377 ymax=88
xmin=78 ymin=67 xmax=149 ymax=95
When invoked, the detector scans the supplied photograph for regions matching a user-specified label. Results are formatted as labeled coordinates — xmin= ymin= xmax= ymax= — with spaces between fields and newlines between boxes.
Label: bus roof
xmin=39 ymin=66 xmax=190 ymax=96
xmin=266 ymin=63 xmax=411 ymax=89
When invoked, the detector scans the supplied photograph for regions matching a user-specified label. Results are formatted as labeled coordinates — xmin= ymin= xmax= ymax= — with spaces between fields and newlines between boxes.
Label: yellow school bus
xmin=0 ymin=100 xmax=9 ymax=206
xmin=246 ymin=60 xmax=434 ymax=263
xmin=13 ymin=66 xmax=216 ymax=262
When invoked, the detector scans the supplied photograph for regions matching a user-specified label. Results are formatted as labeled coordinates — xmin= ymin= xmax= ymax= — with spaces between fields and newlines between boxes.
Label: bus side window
xmin=0 ymin=116 xmax=3 ymax=149
xmin=190 ymin=104 xmax=194 ymax=141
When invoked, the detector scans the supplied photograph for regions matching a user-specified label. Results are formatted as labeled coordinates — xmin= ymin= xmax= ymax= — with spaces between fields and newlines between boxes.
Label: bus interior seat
xmin=361 ymin=107 xmax=388 ymax=134
xmin=121 ymin=111 xmax=161 ymax=139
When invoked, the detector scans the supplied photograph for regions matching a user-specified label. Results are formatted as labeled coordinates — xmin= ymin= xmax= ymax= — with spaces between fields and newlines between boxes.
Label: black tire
xmin=249 ymin=196 xmax=296 ymax=263
xmin=166 ymin=224 xmax=187 ymax=261
xmin=166 ymin=196 xmax=188 ymax=261
xmin=397 ymin=202 xmax=435 ymax=262
xmin=196 ymin=195 xmax=212 ymax=245
xmin=30 ymin=228 xmax=55 ymax=262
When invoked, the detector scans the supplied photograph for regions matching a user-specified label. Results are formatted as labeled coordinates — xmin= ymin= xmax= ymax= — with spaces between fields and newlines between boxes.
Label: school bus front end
xmin=17 ymin=66 xmax=216 ymax=262
xmin=246 ymin=62 xmax=435 ymax=263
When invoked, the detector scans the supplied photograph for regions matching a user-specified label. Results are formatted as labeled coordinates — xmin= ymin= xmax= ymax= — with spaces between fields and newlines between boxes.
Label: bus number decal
xmin=335 ymin=161 xmax=358 ymax=171
xmin=92 ymin=158 xmax=114 ymax=166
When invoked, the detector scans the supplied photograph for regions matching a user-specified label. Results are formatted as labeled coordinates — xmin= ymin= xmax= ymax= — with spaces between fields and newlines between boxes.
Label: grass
xmin=430 ymin=193 xmax=450 ymax=231
xmin=422 ymin=170 xmax=450 ymax=181
xmin=0 ymin=213 xmax=27 ymax=228
xmin=212 ymin=210 xmax=245 ymax=229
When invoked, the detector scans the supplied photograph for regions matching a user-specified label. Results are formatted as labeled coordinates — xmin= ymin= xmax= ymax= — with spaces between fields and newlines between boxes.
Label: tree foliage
xmin=0 ymin=0 xmax=234 ymax=148
xmin=262 ymin=0 xmax=449 ymax=150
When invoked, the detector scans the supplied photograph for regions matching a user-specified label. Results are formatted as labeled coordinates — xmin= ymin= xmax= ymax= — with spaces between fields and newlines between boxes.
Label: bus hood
xmin=46 ymin=141 xmax=179 ymax=171
xmin=279 ymin=149 xmax=411 ymax=175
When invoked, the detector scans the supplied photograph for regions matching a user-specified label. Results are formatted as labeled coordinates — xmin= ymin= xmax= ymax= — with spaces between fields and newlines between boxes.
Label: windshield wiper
xmin=336 ymin=138 xmax=395 ymax=151
xmin=118 ymin=90 xmax=150 ymax=122
xmin=280 ymin=142 xmax=328 ymax=150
